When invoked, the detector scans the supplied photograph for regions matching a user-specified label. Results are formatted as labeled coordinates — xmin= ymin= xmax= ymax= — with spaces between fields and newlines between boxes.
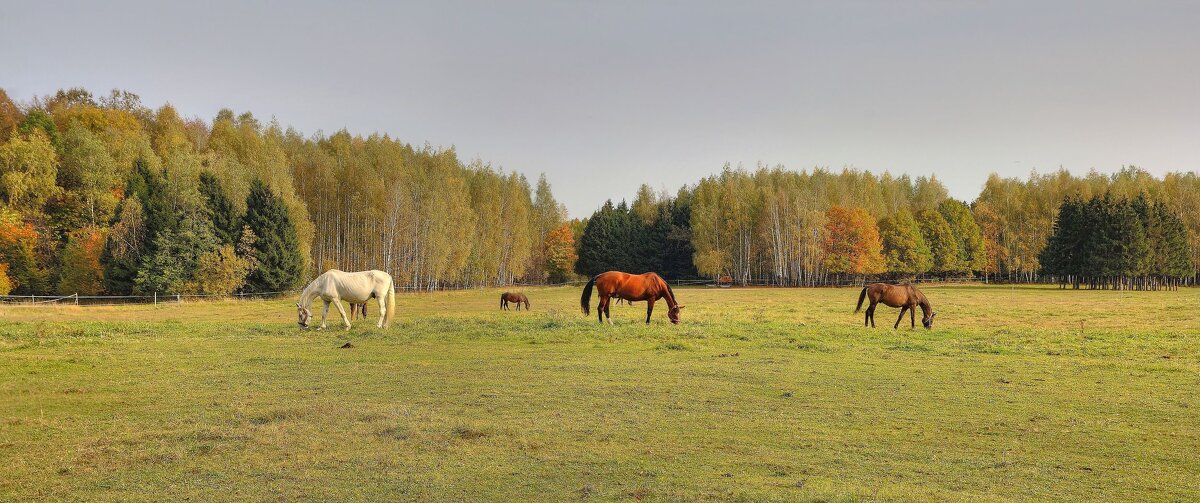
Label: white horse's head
xmin=297 ymin=303 xmax=312 ymax=329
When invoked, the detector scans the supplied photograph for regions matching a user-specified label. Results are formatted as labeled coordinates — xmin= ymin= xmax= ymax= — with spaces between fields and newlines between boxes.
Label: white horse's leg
xmin=320 ymin=300 xmax=331 ymax=329
xmin=332 ymin=300 xmax=352 ymax=330
xmin=376 ymin=290 xmax=387 ymax=329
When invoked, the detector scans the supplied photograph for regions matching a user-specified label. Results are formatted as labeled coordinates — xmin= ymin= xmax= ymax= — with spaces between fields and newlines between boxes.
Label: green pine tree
xmin=199 ymin=171 xmax=241 ymax=245
xmin=244 ymin=179 xmax=304 ymax=292
xmin=1158 ymin=202 xmax=1192 ymax=280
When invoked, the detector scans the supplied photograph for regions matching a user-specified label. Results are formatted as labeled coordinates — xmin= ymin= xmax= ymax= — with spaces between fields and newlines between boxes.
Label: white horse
xmin=296 ymin=269 xmax=395 ymax=330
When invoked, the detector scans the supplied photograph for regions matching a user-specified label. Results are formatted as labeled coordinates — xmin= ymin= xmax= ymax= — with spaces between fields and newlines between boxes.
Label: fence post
xmin=75 ymin=293 xmax=79 ymax=305
xmin=176 ymin=294 xmax=181 ymax=303
xmin=154 ymin=292 xmax=157 ymax=305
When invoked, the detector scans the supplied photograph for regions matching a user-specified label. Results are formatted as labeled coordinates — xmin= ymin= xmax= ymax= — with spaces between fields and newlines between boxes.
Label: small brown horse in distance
xmin=855 ymin=283 xmax=936 ymax=329
xmin=349 ymin=290 xmax=376 ymax=320
xmin=348 ymin=302 xmax=368 ymax=321
xmin=581 ymin=271 xmax=683 ymax=324
xmin=500 ymin=292 xmax=530 ymax=311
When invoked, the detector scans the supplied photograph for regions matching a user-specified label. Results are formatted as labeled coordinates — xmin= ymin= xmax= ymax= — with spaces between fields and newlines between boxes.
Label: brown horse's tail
xmin=581 ymin=275 xmax=596 ymax=315
xmin=855 ymin=286 xmax=868 ymax=313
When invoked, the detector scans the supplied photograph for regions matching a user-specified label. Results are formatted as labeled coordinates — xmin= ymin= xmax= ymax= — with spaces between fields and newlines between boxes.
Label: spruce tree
xmin=1112 ymin=197 xmax=1150 ymax=284
xmin=1158 ymin=203 xmax=1192 ymax=282
xmin=199 ymin=171 xmax=240 ymax=245
xmin=244 ymin=179 xmax=304 ymax=292
xmin=660 ymin=195 xmax=698 ymax=280
xmin=576 ymin=200 xmax=617 ymax=277
xmin=134 ymin=214 xmax=218 ymax=295
xmin=1040 ymin=197 xmax=1085 ymax=286
xmin=102 ymin=161 xmax=163 ymax=294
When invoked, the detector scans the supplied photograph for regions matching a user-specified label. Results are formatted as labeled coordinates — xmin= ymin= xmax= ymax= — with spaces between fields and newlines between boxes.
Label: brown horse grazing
xmin=855 ymin=283 xmax=935 ymax=329
xmin=581 ymin=271 xmax=684 ymax=324
xmin=500 ymin=292 xmax=530 ymax=311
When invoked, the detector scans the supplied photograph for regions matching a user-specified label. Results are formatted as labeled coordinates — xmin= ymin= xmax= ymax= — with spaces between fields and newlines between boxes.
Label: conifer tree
xmin=199 ymin=171 xmax=240 ymax=245
xmin=243 ymin=178 xmax=303 ymax=292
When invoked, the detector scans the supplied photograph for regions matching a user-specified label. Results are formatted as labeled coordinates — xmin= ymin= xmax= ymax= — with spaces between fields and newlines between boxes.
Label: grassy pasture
xmin=1 ymin=284 xmax=1198 ymax=501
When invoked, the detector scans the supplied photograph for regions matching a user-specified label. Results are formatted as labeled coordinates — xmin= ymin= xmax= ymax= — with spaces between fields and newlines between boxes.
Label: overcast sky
xmin=3 ymin=1 xmax=1198 ymax=217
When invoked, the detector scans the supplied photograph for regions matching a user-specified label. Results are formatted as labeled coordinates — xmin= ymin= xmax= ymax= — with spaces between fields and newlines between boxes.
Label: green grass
xmin=1 ymin=285 xmax=1198 ymax=501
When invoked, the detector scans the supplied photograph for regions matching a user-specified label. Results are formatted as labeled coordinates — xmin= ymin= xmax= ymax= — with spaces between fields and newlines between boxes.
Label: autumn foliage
xmin=0 ymin=221 xmax=45 ymax=293
xmin=544 ymin=223 xmax=578 ymax=283
xmin=822 ymin=206 xmax=885 ymax=276
xmin=56 ymin=228 xmax=106 ymax=295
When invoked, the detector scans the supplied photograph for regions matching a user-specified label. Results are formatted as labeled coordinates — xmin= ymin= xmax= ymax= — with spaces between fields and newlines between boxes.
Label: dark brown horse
xmin=581 ymin=271 xmax=683 ymax=324
xmin=500 ymin=292 xmax=530 ymax=311
xmin=855 ymin=283 xmax=935 ymax=329
xmin=348 ymin=302 xmax=368 ymax=321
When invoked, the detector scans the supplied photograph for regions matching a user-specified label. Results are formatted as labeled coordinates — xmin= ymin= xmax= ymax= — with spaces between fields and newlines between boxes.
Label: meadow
xmin=1 ymin=284 xmax=1197 ymax=501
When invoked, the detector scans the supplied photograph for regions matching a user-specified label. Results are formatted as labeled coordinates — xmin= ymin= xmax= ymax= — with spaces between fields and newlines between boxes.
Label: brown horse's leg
xmin=868 ymin=302 xmax=877 ymax=327
xmin=597 ymin=295 xmax=606 ymax=323
xmin=604 ymin=297 xmax=613 ymax=324
xmin=645 ymin=299 xmax=655 ymax=324
xmin=894 ymin=306 xmax=907 ymax=329
xmin=910 ymin=306 xmax=916 ymax=329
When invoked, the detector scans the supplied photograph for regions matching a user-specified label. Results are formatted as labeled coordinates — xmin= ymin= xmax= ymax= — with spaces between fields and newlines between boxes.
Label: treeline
xmin=578 ymin=167 xmax=987 ymax=286
xmin=577 ymin=165 xmax=1200 ymax=287
xmin=286 ymin=131 xmax=570 ymax=289
xmin=1040 ymin=195 xmax=1191 ymax=290
xmin=2 ymin=86 xmax=1197 ymax=296
xmin=0 ymin=87 xmax=571 ymax=296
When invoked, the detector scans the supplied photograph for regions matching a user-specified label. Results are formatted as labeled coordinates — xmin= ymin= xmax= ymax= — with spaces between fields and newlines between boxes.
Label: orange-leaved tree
xmin=56 ymin=228 xmax=106 ymax=295
xmin=822 ymin=205 xmax=885 ymax=277
xmin=0 ymin=221 xmax=47 ymax=294
xmin=544 ymin=222 xmax=578 ymax=284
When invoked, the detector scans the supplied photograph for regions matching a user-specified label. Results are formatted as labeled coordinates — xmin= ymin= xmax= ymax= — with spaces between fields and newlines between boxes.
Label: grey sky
xmin=3 ymin=1 xmax=1198 ymax=217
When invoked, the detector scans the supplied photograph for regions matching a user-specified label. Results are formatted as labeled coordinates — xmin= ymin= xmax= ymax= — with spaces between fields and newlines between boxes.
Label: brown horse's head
xmin=668 ymin=305 xmax=684 ymax=324
xmin=920 ymin=302 xmax=935 ymax=329
xmin=297 ymin=303 xmax=312 ymax=329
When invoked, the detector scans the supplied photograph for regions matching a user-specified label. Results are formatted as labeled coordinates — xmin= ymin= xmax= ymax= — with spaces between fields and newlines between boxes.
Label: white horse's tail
xmin=383 ymin=277 xmax=396 ymax=328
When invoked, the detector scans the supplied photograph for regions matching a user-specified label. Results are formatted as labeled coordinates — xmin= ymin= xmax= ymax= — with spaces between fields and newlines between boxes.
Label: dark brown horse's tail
xmin=581 ymin=275 xmax=596 ymax=315
xmin=855 ymin=286 xmax=868 ymax=313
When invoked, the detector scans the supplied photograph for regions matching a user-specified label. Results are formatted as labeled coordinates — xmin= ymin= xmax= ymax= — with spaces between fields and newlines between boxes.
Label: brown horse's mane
xmin=909 ymin=284 xmax=931 ymax=310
